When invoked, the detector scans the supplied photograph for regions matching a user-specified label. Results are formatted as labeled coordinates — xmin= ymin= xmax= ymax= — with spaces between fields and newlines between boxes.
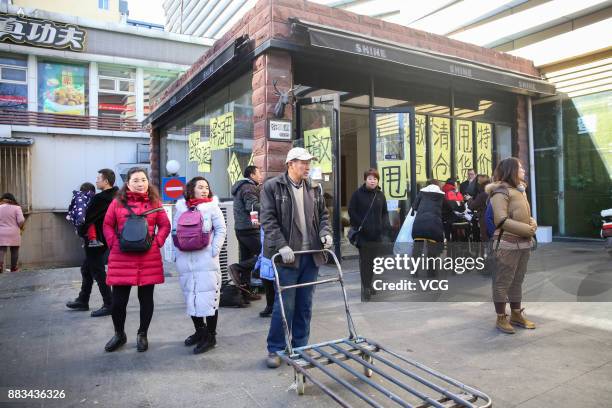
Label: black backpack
xmin=119 ymin=203 xmax=164 ymax=253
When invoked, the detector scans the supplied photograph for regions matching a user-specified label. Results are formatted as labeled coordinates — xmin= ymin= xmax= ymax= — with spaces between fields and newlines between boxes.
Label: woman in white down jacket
xmin=173 ymin=176 xmax=226 ymax=354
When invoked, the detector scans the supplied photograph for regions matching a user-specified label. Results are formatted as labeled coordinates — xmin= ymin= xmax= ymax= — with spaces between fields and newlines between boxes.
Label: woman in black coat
xmin=411 ymin=179 xmax=447 ymax=275
xmin=348 ymin=168 xmax=392 ymax=300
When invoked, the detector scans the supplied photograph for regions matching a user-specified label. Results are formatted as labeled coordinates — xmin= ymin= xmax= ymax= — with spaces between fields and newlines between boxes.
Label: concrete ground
xmin=0 ymin=242 xmax=611 ymax=408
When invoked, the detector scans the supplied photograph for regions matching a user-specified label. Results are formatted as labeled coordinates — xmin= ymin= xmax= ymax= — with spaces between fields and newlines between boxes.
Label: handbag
xmin=219 ymin=283 xmax=246 ymax=308
xmin=348 ymin=191 xmax=377 ymax=247
xmin=482 ymin=217 xmax=507 ymax=275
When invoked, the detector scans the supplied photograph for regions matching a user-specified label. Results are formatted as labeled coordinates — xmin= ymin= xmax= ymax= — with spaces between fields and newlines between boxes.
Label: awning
xmin=291 ymin=19 xmax=555 ymax=96
xmin=0 ymin=137 xmax=34 ymax=146
xmin=143 ymin=36 xmax=247 ymax=126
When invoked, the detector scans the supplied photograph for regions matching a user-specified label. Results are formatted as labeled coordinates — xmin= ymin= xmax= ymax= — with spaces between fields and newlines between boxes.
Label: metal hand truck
xmin=271 ymin=249 xmax=493 ymax=407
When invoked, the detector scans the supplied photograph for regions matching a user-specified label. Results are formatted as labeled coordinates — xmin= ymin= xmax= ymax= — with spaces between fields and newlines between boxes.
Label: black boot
xmin=104 ymin=332 xmax=127 ymax=352
xmin=193 ymin=330 xmax=216 ymax=354
xmin=90 ymin=304 xmax=112 ymax=317
xmin=184 ymin=327 xmax=205 ymax=346
xmin=259 ymin=304 xmax=273 ymax=318
xmin=66 ymin=298 xmax=89 ymax=311
xmin=136 ymin=332 xmax=148 ymax=352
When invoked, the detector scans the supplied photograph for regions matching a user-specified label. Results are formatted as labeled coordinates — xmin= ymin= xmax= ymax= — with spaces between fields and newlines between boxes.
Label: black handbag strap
xmin=122 ymin=201 xmax=164 ymax=217
xmin=357 ymin=191 xmax=377 ymax=232
xmin=493 ymin=217 xmax=508 ymax=251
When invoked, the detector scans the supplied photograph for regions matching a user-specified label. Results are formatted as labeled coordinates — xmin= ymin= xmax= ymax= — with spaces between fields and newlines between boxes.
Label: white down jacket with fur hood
xmin=173 ymin=197 xmax=226 ymax=317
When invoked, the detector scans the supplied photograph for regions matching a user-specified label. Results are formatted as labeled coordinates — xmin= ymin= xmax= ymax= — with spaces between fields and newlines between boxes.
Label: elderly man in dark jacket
xmin=229 ymin=165 xmax=264 ymax=304
xmin=66 ymin=169 xmax=118 ymax=317
xmin=262 ymin=147 xmax=332 ymax=368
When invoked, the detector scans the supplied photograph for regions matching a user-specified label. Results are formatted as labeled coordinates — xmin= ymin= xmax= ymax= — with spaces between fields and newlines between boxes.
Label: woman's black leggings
xmin=191 ymin=311 xmax=219 ymax=335
xmin=111 ymin=285 xmax=155 ymax=335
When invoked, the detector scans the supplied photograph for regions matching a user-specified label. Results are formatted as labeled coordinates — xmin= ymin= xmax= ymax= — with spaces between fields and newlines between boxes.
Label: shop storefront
xmin=145 ymin=0 xmax=555 ymax=258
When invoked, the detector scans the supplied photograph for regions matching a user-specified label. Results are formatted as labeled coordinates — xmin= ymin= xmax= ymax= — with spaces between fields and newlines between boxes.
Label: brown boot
xmin=510 ymin=308 xmax=536 ymax=329
xmin=496 ymin=314 xmax=515 ymax=334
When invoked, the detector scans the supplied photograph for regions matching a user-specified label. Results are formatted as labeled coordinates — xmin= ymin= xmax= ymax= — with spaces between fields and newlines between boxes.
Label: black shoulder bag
xmin=348 ymin=192 xmax=377 ymax=248
xmin=119 ymin=203 xmax=164 ymax=253
xmin=483 ymin=217 xmax=507 ymax=275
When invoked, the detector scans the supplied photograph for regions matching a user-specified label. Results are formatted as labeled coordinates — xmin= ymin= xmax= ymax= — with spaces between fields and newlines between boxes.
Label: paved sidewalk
xmin=0 ymin=242 xmax=611 ymax=407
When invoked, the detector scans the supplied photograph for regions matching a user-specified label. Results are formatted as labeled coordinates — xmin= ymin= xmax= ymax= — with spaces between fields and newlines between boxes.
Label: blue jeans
xmin=267 ymin=254 xmax=318 ymax=353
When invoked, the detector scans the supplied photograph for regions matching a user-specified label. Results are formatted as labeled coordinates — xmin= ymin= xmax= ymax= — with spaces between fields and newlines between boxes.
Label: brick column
xmin=515 ymin=95 xmax=530 ymax=177
xmin=252 ymin=50 xmax=293 ymax=179
xmin=149 ymin=126 xmax=161 ymax=187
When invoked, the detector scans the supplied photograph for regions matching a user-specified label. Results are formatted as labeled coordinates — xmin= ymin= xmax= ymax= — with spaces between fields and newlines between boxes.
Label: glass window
xmin=99 ymin=78 xmax=115 ymax=91
xmin=562 ymin=91 xmax=612 ymax=237
xmin=37 ymin=61 xmax=88 ymax=115
xmin=0 ymin=54 xmax=27 ymax=110
xmin=1 ymin=68 xmax=26 ymax=82
xmin=161 ymin=72 xmax=253 ymax=200
xmin=454 ymin=88 xmax=516 ymax=123
xmin=97 ymin=65 xmax=135 ymax=119
xmin=143 ymin=69 xmax=180 ymax=116
xmin=99 ymin=0 xmax=109 ymax=10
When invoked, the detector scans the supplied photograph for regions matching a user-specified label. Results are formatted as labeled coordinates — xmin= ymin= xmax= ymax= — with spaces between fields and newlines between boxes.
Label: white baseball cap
xmin=285 ymin=147 xmax=315 ymax=163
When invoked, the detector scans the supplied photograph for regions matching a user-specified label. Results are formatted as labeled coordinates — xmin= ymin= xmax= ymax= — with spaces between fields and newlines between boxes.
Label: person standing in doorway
xmin=262 ymin=147 xmax=332 ymax=368
xmin=0 ymin=193 xmax=25 ymax=273
xmin=460 ymin=169 xmax=477 ymax=199
xmin=487 ymin=158 xmax=537 ymax=334
xmin=411 ymin=179 xmax=446 ymax=276
xmin=102 ymin=167 xmax=170 ymax=352
xmin=66 ymin=169 xmax=118 ymax=316
xmin=174 ymin=177 xmax=226 ymax=354
xmin=229 ymin=165 xmax=264 ymax=306
xmin=348 ymin=168 xmax=392 ymax=300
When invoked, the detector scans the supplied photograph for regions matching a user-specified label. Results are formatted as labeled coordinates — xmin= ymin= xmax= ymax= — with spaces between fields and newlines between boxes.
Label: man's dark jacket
xmin=231 ymin=178 xmax=261 ymax=231
xmin=260 ymin=173 xmax=331 ymax=268
xmin=79 ymin=187 xmax=118 ymax=247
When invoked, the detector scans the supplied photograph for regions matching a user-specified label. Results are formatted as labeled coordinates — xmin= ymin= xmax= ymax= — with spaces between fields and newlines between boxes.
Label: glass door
xmin=295 ymin=94 xmax=341 ymax=258
xmin=370 ymin=107 xmax=416 ymax=234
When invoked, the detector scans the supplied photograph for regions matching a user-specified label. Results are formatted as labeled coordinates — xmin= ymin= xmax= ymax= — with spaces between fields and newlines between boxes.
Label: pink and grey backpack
xmin=173 ymin=207 xmax=210 ymax=251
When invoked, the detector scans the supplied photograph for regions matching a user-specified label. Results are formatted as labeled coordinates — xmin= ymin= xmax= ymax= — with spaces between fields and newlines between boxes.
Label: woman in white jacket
xmin=173 ymin=177 xmax=226 ymax=354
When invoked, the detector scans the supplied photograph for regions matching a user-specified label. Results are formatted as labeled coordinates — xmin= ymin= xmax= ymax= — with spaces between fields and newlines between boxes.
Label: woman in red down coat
xmin=102 ymin=167 xmax=170 ymax=353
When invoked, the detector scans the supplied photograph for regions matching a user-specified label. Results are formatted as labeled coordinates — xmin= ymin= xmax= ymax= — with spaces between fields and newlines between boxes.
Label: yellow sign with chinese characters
xmin=210 ymin=112 xmax=234 ymax=150
xmin=377 ymin=160 xmax=408 ymax=200
xmin=304 ymin=127 xmax=332 ymax=173
xmin=476 ymin=122 xmax=493 ymax=176
xmin=455 ymin=120 xmax=473 ymax=181
xmin=411 ymin=115 xmax=427 ymax=183
xmin=430 ymin=117 xmax=451 ymax=181
xmin=197 ymin=141 xmax=211 ymax=173
xmin=227 ymin=152 xmax=242 ymax=186
xmin=188 ymin=131 xmax=201 ymax=162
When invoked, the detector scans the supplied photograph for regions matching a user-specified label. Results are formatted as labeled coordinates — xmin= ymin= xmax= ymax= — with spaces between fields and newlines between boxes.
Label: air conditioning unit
xmin=218 ymin=200 xmax=239 ymax=283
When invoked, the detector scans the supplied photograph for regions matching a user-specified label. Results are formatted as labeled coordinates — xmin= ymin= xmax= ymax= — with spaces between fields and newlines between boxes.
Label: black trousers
xmin=358 ymin=241 xmax=389 ymax=292
xmin=78 ymin=246 xmax=112 ymax=306
xmin=111 ymin=284 xmax=155 ymax=334
xmin=232 ymin=229 xmax=261 ymax=286
xmin=0 ymin=246 xmax=19 ymax=269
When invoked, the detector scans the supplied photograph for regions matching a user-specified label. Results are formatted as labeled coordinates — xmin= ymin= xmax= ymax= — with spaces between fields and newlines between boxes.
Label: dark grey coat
xmin=231 ymin=178 xmax=261 ymax=231
xmin=260 ymin=173 xmax=331 ymax=268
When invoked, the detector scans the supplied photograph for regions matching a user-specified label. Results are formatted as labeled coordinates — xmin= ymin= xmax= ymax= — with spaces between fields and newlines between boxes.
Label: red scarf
xmin=187 ymin=197 xmax=213 ymax=207
xmin=126 ymin=191 xmax=149 ymax=202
